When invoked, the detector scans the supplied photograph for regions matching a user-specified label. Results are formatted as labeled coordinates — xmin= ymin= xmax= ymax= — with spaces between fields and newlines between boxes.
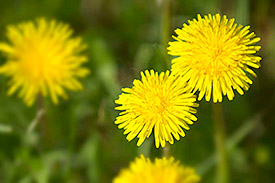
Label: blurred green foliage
xmin=0 ymin=0 xmax=274 ymax=183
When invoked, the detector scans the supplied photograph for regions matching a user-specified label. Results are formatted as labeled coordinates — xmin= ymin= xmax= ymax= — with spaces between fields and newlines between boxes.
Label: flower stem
xmin=162 ymin=143 xmax=170 ymax=157
xmin=160 ymin=0 xmax=171 ymax=67
xmin=212 ymin=103 xmax=229 ymax=183
xmin=37 ymin=95 xmax=50 ymax=148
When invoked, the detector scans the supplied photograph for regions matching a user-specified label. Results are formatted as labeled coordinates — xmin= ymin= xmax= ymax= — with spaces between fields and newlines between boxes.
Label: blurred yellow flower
xmin=168 ymin=14 xmax=261 ymax=103
xmin=0 ymin=18 xmax=89 ymax=106
xmin=113 ymin=154 xmax=200 ymax=183
xmin=115 ymin=70 xmax=198 ymax=148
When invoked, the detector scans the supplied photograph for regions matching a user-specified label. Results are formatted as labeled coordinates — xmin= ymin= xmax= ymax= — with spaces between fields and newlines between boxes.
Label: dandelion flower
xmin=115 ymin=70 xmax=198 ymax=148
xmin=168 ymin=14 xmax=261 ymax=103
xmin=113 ymin=154 xmax=200 ymax=183
xmin=0 ymin=18 xmax=89 ymax=106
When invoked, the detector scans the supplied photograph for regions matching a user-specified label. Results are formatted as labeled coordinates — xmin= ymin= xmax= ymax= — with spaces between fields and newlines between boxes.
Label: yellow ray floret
xmin=113 ymin=154 xmax=200 ymax=183
xmin=0 ymin=18 xmax=89 ymax=106
xmin=168 ymin=14 xmax=261 ymax=103
xmin=115 ymin=70 xmax=199 ymax=148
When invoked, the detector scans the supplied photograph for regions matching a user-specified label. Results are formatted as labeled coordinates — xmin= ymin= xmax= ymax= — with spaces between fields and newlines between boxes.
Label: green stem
xmin=212 ymin=103 xmax=229 ymax=183
xmin=162 ymin=143 xmax=170 ymax=157
xmin=160 ymin=0 xmax=171 ymax=67
xmin=69 ymin=114 xmax=78 ymax=152
xmin=37 ymin=95 xmax=50 ymax=148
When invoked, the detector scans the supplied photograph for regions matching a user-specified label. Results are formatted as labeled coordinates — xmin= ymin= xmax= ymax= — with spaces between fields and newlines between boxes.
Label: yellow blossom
xmin=0 ymin=18 xmax=89 ymax=106
xmin=115 ymin=70 xmax=198 ymax=148
xmin=113 ymin=155 xmax=201 ymax=183
xmin=168 ymin=14 xmax=261 ymax=102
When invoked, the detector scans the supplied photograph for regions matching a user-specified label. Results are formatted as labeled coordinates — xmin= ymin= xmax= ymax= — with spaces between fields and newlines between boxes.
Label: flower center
xmin=211 ymin=45 xmax=223 ymax=60
xmin=18 ymin=40 xmax=61 ymax=82
xmin=193 ymin=34 xmax=236 ymax=77
xmin=148 ymin=95 xmax=170 ymax=114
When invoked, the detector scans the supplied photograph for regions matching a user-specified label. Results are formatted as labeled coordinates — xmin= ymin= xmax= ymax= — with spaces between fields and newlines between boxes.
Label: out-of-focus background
xmin=0 ymin=0 xmax=274 ymax=182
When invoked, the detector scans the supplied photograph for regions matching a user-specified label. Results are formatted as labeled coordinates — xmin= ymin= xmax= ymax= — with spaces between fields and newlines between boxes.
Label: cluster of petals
xmin=113 ymin=155 xmax=200 ymax=183
xmin=115 ymin=70 xmax=198 ymax=148
xmin=0 ymin=18 xmax=89 ymax=106
xmin=168 ymin=14 xmax=261 ymax=102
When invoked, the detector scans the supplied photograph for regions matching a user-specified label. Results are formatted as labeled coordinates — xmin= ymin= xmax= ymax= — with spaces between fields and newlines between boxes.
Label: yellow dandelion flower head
xmin=115 ymin=70 xmax=198 ymax=148
xmin=0 ymin=18 xmax=89 ymax=106
xmin=113 ymin=154 xmax=201 ymax=183
xmin=168 ymin=14 xmax=261 ymax=103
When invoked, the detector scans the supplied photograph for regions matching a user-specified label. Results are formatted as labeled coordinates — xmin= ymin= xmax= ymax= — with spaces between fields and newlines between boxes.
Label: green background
xmin=0 ymin=0 xmax=274 ymax=182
